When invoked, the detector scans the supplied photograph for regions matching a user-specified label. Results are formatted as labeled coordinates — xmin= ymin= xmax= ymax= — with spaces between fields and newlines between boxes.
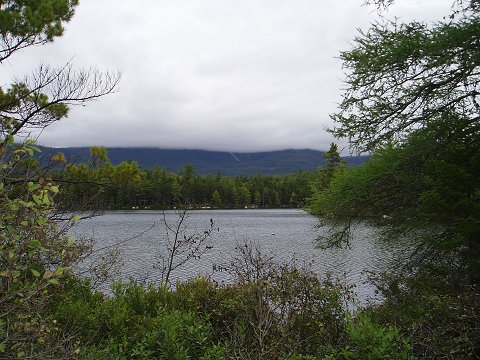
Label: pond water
xmin=72 ymin=209 xmax=401 ymax=304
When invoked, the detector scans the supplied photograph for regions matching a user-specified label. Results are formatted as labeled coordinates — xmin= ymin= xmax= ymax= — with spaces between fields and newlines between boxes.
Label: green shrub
xmin=54 ymin=277 xmax=226 ymax=359
xmin=339 ymin=314 xmax=412 ymax=359
xmin=0 ymin=142 xmax=88 ymax=358
xmin=366 ymin=279 xmax=480 ymax=359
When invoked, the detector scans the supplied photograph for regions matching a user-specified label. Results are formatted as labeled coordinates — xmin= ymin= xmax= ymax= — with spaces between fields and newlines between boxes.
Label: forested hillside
xmin=55 ymin=147 xmax=316 ymax=210
xmin=39 ymin=146 xmax=367 ymax=175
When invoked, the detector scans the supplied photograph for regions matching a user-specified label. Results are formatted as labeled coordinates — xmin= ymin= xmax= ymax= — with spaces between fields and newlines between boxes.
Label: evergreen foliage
xmin=308 ymin=1 xmax=480 ymax=357
xmin=0 ymin=0 xmax=78 ymax=61
xmin=55 ymin=149 xmax=316 ymax=210
xmin=331 ymin=3 xmax=479 ymax=152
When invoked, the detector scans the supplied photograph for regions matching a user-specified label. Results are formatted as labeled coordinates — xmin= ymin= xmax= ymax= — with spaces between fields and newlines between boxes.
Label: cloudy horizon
xmin=1 ymin=0 xmax=453 ymax=153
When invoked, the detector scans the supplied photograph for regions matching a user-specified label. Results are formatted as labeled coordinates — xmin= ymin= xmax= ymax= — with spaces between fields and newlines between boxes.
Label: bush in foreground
xmin=47 ymin=259 xmax=414 ymax=360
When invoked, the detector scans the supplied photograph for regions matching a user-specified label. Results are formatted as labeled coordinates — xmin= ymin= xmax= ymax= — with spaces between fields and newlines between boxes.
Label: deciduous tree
xmin=0 ymin=1 xmax=120 ymax=356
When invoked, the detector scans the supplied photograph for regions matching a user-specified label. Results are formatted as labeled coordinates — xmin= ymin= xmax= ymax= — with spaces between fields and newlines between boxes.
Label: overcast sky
xmin=1 ymin=0 xmax=453 ymax=152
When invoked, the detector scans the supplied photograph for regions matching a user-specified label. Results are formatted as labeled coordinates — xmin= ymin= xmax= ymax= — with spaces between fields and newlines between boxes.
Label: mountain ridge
xmin=39 ymin=147 xmax=368 ymax=176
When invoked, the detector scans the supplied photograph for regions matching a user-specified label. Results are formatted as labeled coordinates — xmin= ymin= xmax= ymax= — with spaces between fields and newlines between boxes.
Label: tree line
xmin=55 ymin=147 xmax=316 ymax=210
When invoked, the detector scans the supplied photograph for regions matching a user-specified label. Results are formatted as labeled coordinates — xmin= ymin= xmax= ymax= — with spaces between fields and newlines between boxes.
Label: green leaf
xmin=29 ymin=145 xmax=41 ymax=153
xmin=32 ymin=194 xmax=42 ymax=205
xmin=28 ymin=182 xmax=40 ymax=191
xmin=6 ymin=134 xmax=14 ymax=145
xmin=31 ymin=269 xmax=40 ymax=277
xmin=70 ymin=215 xmax=82 ymax=223
xmin=9 ymin=202 xmax=19 ymax=211
xmin=28 ymin=240 xmax=42 ymax=248
xmin=67 ymin=236 xmax=76 ymax=246
xmin=18 ymin=200 xmax=34 ymax=208
xmin=55 ymin=267 xmax=68 ymax=276
xmin=42 ymin=193 xmax=51 ymax=206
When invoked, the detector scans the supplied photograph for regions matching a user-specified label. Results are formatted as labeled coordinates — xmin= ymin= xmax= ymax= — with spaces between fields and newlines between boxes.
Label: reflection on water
xmin=72 ymin=209 xmax=403 ymax=304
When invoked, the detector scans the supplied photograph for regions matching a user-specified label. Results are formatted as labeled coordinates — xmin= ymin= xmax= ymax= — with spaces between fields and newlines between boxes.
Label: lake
xmin=72 ymin=209 xmax=401 ymax=304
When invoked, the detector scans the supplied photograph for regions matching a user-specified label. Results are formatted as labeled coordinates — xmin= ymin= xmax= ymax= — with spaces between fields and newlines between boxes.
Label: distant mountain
xmin=39 ymin=147 xmax=368 ymax=176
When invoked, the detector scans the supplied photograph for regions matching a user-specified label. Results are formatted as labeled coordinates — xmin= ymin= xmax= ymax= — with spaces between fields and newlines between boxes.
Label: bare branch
xmin=157 ymin=208 xmax=218 ymax=286
xmin=0 ymin=64 xmax=121 ymax=143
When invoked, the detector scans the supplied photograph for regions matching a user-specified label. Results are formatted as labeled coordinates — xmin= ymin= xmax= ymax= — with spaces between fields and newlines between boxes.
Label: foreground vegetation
xmin=15 ymin=259 xmax=416 ymax=359
xmin=1 ymin=0 xmax=479 ymax=358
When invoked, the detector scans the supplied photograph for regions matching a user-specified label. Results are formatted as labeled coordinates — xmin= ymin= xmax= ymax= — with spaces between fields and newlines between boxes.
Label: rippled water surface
xmin=73 ymin=209 xmax=400 ymax=303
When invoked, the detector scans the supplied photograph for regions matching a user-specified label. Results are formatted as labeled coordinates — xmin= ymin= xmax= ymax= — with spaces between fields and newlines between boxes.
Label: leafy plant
xmin=340 ymin=314 xmax=412 ymax=359
xmin=0 ymin=142 xmax=87 ymax=358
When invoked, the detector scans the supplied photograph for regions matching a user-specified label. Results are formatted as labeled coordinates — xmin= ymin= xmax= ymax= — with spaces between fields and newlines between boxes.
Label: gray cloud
xmin=0 ymin=0 xmax=453 ymax=152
